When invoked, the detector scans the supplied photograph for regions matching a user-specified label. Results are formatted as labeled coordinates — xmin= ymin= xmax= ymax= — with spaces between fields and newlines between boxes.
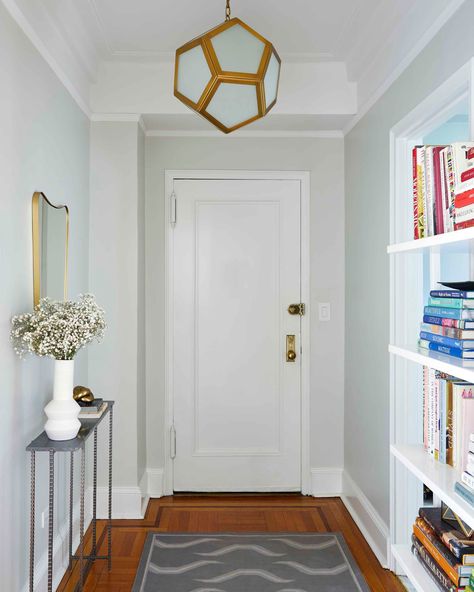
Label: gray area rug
xmin=132 ymin=533 xmax=370 ymax=592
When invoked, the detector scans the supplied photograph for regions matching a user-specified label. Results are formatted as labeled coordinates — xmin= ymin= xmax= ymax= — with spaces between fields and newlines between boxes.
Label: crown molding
xmin=343 ymin=0 xmax=467 ymax=135
xmin=145 ymin=129 xmax=343 ymax=139
xmin=2 ymin=0 xmax=91 ymax=117
xmin=91 ymin=113 xmax=147 ymax=132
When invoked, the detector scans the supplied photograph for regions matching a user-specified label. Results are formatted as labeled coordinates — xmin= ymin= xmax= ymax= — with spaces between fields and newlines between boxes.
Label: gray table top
xmin=26 ymin=400 xmax=114 ymax=452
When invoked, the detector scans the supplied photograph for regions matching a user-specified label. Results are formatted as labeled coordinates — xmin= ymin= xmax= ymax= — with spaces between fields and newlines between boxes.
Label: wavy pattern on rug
xmin=132 ymin=533 xmax=371 ymax=592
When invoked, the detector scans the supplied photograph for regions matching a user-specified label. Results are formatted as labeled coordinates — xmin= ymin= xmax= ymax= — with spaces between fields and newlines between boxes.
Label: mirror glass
xmin=32 ymin=192 xmax=69 ymax=306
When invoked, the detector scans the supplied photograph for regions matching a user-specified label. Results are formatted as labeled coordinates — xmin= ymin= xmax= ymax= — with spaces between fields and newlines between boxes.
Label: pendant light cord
xmin=225 ymin=0 xmax=231 ymax=21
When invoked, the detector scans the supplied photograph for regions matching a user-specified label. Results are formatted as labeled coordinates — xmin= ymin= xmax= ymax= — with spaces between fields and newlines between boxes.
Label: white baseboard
xmin=97 ymin=486 xmax=143 ymax=519
xmin=22 ymin=488 xmax=93 ymax=592
xmin=143 ymin=468 xmax=165 ymax=498
xmin=341 ymin=471 xmax=390 ymax=568
xmin=310 ymin=467 xmax=343 ymax=496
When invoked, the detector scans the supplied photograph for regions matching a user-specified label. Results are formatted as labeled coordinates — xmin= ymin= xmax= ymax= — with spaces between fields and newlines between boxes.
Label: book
xmin=78 ymin=397 xmax=103 ymax=410
xmin=434 ymin=146 xmax=446 ymax=235
xmin=412 ymin=535 xmax=462 ymax=591
xmin=429 ymin=297 xmax=474 ymax=309
xmin=462 ymin=471 xmax=474 ymax=489
xmin=420 ymin=330 xmax=474 ymax=350
xmin=425 ymin=306 xmax=474 ymax=320
xmin=415 ymin=146 xmax=427 ymax=238
xmin=414 ymin=518 xmax=472 ymax=583
xmin=423 ymin=315 xmax=474 ymax=329
xmin=421 ymin=322 xmax=474 ymax=340
xmin=431 ymin=290 xmax=474 ymax=299
xmin=78 ymin=402 xmax=108 ymax=419
xmin=452 ymin=142 xmax=474 ymax=193
xmin=455 ymin=218 xmax=474 ymax=231
xmin=455 ymin=187 xmax=474 ymax=209
xmin=413 ymin=146 xmax=420 ymax=239
xmin=420 ymin=506 xmax=474 ymax=564
xmin=455 ymin=481 xmax=474 ymax=506
xmin=418 ymin=339 xmax=474 ymax=359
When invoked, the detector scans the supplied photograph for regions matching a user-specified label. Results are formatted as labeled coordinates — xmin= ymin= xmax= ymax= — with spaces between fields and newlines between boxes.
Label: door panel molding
xmin=164 ymin=170 xmax=311 ymax=495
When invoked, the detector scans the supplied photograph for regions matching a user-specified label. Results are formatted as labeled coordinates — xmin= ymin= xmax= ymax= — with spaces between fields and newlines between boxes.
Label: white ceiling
xmin=3 ymin=0 xmax=467 ymax=131
xmin=87 ymin=0 xmax=457 ymax=69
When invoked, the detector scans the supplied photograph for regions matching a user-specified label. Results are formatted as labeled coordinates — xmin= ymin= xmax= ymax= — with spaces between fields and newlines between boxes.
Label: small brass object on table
xmin=73 ymin=386 xmax=94 ymax=404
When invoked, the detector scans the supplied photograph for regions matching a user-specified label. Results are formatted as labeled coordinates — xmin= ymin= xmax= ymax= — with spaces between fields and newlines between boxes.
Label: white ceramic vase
xmin=44 ymin=360 xmax=81 ymax=441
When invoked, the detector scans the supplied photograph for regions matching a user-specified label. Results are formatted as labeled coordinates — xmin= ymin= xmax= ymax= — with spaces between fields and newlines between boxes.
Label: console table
xmin=26 ymin=401 xmax=114 ymax=592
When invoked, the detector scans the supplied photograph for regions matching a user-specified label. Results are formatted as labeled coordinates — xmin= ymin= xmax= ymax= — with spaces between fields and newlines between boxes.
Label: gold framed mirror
xmin=32 ymin=192 xmax=69 ymax=307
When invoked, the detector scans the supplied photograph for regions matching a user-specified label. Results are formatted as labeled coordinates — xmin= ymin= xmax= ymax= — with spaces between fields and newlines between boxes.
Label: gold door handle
xmin=286 ymin=335 xmax=296 ymax=362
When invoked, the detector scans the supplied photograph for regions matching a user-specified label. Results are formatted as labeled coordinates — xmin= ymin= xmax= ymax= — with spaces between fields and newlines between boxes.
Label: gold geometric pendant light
xmin=174 ymin=0 xmax=281 ymax=134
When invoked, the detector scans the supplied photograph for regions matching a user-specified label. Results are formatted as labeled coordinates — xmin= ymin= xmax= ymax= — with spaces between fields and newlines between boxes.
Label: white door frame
xmin=163 ymin=170 xmax=311 ymax=495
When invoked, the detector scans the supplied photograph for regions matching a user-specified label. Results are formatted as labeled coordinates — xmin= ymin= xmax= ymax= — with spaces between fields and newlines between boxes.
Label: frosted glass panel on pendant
xmin=206 ymin=83 xmax=258 ymax=129
xmin=264 ymin=53 xmax=280 ymax=108
xmin=177 ymin=45 xmax=212 ymax=104
xmin=211 ymin=24 xmax=265 ymax=73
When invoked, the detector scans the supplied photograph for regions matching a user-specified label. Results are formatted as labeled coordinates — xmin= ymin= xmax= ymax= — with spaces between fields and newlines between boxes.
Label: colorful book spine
xmin=423 ymin=315 xmax=474 ymax=328
xmin=430 ymin=290 xmax=474 ymax=299
xmin=429 ymin=297 xmax=474 ymax=309
xmin=455 ymin=481 xmax=474 ymax=506
xmin=419 ymin=331 xmax=463 ymax=350
xmin=419 ymin=340 xmax=472 ymax=359
xmin=413 ymin=146 xmax=419 ymax=239
xmin=434 ymin=146 xmax=445 ymax=234
xmin=425 ymin=306 xmax=474 ymax=320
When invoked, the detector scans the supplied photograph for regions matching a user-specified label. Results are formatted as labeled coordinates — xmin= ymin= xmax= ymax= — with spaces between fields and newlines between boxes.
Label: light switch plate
xmin=318 ymin=302 xmax=331 ymax=321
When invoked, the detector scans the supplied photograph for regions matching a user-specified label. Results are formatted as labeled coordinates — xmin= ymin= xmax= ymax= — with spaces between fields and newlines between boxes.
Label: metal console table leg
xmin=92 ymin=427 xmax=98 ymax=557
xmin=47 ymin=451 xmax=55 ymax=592
xmin=29 ymin=451 xmax=35 ymax=592
xmin=79 ymin=445 xmax=85 ymax=590
xmin=69 ymin=450 xmax=74 ymax=571
xmin=108 ymin=406 xmax=113 ymax=570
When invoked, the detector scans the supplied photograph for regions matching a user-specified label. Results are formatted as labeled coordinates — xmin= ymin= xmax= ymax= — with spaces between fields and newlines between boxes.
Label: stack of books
xmin=422 ymin=368 xmax=474 ymax=467
xmin=419 ymin=288 xmax=474 ymax=361
xmin=412 ymin=506 xmax=474 ymax=590
xmin=78 ymin=399 xmax=108 ymax=419
xmin=413 ymin=142 xmax=474 ymax=238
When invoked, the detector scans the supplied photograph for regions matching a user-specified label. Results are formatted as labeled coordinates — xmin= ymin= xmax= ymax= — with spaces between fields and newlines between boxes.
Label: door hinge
xmin=170 ymin=425 xmax=176 ymax=459
xmin=288 ymin=303 xmax=305 ymax=316
xmin=170 ymin=191 xmax=177 ymax=227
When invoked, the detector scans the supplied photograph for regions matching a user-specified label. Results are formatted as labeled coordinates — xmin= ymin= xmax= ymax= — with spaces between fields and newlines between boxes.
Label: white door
xmin=172 ymin=178 xmax=302 ymax=491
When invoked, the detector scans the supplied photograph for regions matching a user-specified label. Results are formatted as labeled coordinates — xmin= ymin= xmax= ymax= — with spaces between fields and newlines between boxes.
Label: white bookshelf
xmin=387 ymin=226 xmax=474 ymax=254
xmin=388 ymin=58 xmax=474 ymax=591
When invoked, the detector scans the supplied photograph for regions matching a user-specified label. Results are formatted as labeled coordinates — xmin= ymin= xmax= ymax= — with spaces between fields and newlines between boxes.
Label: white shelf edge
xmin=388 ymin=344 xmax=474 ymax=383
xmin=391 ymin=544 xmax=434 ymax=592
xmin=387 ymin=227 xmax=474 ymax=253
xmin=391 ymin=443 xmax=474 ymax=530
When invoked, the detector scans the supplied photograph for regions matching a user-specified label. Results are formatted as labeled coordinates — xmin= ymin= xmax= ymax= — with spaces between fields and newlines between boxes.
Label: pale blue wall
xmin=0 ymin=4 xmax=90 ymax=589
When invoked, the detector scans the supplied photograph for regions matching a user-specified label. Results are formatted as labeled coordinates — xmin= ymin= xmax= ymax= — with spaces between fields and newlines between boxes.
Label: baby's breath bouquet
xmin=11 ymin=294 xmax=106 ymax=360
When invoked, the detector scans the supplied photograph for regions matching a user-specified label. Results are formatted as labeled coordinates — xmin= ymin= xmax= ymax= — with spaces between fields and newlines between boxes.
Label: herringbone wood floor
xmin=57 ymin=494 xmax=405 ymax=592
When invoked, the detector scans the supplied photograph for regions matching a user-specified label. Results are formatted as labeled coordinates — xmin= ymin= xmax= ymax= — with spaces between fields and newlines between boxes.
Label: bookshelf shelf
xmin=387 ymin=227 xmax=474 ymax=254
xmin=389 ymin=344 xmax=474 ymax=382
xmin=391 ymin=545 xmax=434 ymax=592
xmin=391 ymin=444 xmax=474 ymax=530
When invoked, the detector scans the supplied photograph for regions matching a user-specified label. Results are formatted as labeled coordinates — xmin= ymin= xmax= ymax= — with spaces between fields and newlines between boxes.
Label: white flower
xmin=11 ymin=294 xmax=106 ymax=360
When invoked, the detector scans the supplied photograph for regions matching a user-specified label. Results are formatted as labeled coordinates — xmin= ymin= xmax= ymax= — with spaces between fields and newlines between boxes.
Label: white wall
xmin=344 ymin=0 xmax=474 ymax=541
xmin=145 ymin=136 xmax=345 ymax=487
xmin=0 ymin=3 xmax=90 ymax=589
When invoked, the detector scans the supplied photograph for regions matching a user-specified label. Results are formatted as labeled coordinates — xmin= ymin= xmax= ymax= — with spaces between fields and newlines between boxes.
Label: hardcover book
xmin=419 ymin=507 xmax=474 ymax=564
xmin=412 ymin=535 xmax=462 ymax=591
